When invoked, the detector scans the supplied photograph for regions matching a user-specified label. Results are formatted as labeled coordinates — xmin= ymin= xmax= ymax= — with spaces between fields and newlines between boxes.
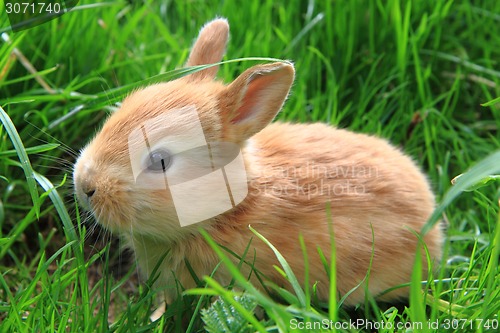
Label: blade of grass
xmin=481 ymin=211 xmax=500 ymax=318
xmin=248 ymin=225 xmax=307 ymax=308
xmin=422 ymin=150 xmax=500 ymax=235
xmin=325 ymin=203 xmax=337 ymax=326
xmin=409 ymin=245 xmax=430 ymax=333
xmin=0 ymin=106 xmax=40 ymax=217
xmin=0 ymin=143 xmax=59 ymax=157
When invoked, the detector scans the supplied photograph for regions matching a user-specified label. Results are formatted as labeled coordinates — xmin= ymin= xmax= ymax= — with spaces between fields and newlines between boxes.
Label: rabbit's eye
xmin=147 ymin=149 xmax=172 ymax=172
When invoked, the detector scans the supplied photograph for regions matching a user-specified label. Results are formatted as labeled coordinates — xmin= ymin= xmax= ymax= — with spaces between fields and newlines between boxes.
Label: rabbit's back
xmin=250 ymin=121 xmax=435 ymax=217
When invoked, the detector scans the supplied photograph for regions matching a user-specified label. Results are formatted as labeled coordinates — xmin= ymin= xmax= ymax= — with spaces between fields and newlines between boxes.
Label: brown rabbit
xmin=73 ymin=18 xmax=443 ymax=311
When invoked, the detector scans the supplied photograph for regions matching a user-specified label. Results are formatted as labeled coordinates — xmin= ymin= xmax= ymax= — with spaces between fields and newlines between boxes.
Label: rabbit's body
xmin=122 ymin=121 xmax=441 ymax=305
xmin=74 ymin=18 xmax=443 ymax=309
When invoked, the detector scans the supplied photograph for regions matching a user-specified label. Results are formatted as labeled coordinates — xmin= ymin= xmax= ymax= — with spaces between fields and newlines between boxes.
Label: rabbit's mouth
xmin=85 ymin=185 xmax=185 ymax=237
xmin=79 ymin=186 xmax=137 ymax=233
xmin=73 ymin=170 xmax=136 ymax=233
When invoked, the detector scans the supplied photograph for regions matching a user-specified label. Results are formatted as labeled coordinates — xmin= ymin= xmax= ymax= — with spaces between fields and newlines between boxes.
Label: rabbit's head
xmin=73 ymin=19 xmax=294 ymax=237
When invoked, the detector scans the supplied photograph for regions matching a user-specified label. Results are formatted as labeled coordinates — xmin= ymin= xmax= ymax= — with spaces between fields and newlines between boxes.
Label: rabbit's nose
xmin=78 ymin=179 xmax=96 ymax=199
xmin=84 ymin=187 xmax=96 ymax=198
xmin=74 ymin=162 xmax=97 ymax=199
xmin=80 ymin=181 xmax=96 ymax=198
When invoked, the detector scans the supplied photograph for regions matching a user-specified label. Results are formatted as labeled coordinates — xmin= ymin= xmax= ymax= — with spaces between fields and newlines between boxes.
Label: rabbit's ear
xmin=185 ymin=18 xmax=229 ymax=81
xmin=220 ymin=62 xmax=295 ymax=142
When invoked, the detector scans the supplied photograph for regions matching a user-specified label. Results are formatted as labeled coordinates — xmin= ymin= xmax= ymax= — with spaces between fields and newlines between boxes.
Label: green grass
xmin=1 ymin=0 xmax=500 ymax=332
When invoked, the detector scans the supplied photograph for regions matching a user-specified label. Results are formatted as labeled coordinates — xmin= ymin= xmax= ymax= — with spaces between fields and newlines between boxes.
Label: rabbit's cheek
xmin=85 ymin=178 xmax=135 ymax=230
xmin=132 ymin=189 xmax=180 ymax=229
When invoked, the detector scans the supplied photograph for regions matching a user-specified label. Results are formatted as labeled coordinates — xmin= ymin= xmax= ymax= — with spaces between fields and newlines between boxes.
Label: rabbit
xmin=73 ymin=18 xmax=443 ymax=312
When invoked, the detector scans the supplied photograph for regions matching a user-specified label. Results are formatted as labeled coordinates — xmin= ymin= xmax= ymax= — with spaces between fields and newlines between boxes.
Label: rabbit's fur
xmin=74 ymin=18 xmax=443 ymax=307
